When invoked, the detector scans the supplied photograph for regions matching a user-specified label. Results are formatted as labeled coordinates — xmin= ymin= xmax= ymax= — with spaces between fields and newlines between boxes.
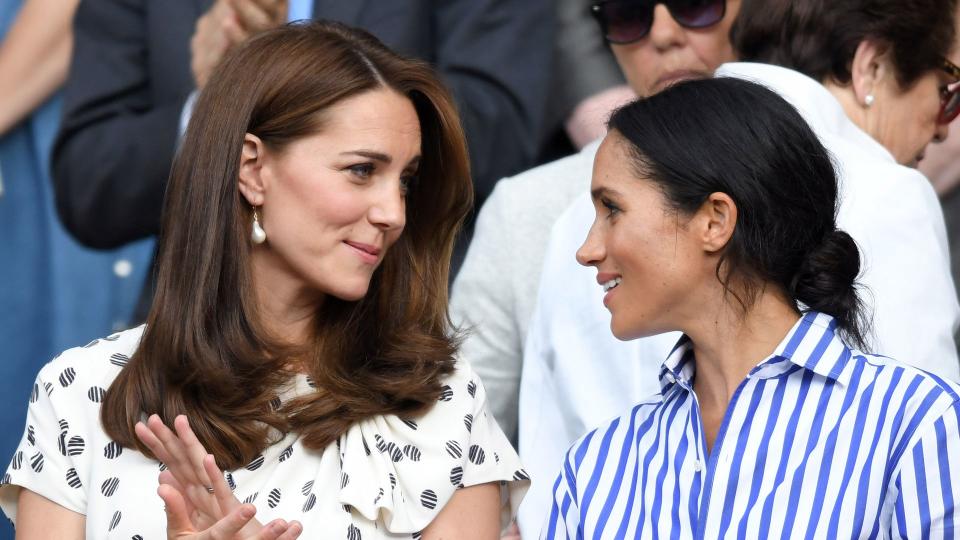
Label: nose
xmin=576 ymin=222 xmax=605 ymax=268
xmin=648 ymin=4 xmax=685 ymax=50
xmin=368 ymin=183 xmax=406 ymax=232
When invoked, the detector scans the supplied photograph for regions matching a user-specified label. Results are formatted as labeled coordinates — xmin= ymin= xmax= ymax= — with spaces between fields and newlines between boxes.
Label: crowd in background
xmin=1 ymin=0 xmax=959 ymax=538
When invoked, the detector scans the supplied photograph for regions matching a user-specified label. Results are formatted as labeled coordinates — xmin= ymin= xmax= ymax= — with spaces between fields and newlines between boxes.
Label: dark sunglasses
xmin=590 ymin=0 xmax=726 ymax=44
xmin=939 ymin=57 xmax=960 ymax=125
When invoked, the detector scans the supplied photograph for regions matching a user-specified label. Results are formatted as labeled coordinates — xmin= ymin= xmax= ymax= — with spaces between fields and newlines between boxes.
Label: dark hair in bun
xmin=608 ymin=77 xmax=868 ymax=349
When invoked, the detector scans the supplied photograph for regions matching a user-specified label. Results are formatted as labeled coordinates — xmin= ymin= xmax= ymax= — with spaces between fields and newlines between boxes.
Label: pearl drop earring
xmin=864 ymin=94 xmax=875 ymax=107
xmin=251 ymin=208 xmax=267 ymax=244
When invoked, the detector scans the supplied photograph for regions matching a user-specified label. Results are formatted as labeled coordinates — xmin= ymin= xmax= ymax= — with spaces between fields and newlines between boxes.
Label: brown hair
xmin=101 ymin=21 xmax=473 ymax=469
xmin=732 ymin=0 xmax=958 ymax=89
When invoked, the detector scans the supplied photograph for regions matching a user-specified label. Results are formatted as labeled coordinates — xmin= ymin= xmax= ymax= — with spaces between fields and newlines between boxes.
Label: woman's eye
xmin=601 ymin=198 xmax=620 ymax=217
xmin=347 ymin=163 xmax=375 ymax=178
xmin=400 ymin=174 xmax=418 ymax=196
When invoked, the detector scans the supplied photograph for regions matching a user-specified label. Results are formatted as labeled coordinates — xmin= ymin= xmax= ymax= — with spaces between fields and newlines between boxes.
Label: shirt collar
xmin=659 ymin=311 xmax=854 ymax=394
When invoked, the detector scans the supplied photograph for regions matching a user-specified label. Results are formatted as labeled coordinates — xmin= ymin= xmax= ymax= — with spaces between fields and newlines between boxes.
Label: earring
xmin=251 ymin=208 xmax=267 ymax=244
xmin=864 ymin=94 xmax=875 ymax=107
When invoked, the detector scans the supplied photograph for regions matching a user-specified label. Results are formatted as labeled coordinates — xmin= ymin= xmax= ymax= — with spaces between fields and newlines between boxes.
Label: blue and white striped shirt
xmin=543 ymin=311 xmax=960 ymax=538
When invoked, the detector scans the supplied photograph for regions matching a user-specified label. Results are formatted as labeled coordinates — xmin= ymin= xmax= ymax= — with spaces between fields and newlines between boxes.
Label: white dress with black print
xmin=0 ymin=326 xmax=529 ymax=538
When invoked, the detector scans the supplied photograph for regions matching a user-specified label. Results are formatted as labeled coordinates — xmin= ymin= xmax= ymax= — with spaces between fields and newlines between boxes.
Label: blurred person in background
xmin=920 ymin=36 xmax=960 ymax=329
xmin=50 ymin=0 xmax=553 ymax=320
xmin=0 ymin=3 xmax=152 ymax=538
xmin=522 ymin=0 xmax=960 ymax=534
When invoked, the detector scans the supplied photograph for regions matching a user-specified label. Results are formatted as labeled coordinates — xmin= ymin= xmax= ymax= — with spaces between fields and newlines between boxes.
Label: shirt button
xmin=113 ymin=259 xmax=133 ymax=278
xmin=693 ymin=460 xmax=703 ymax=472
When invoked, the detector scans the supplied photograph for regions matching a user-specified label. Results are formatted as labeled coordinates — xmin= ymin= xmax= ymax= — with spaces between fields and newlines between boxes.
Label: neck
xmin=823 ymin=80 xmax=873 ymax=139
xmin=685 ymin=286 xmax=800 ymax=412
xmin=251 ymin=252 xmax=324 ymax=347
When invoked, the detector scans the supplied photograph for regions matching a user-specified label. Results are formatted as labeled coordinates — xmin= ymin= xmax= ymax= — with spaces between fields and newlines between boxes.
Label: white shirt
xmin=517 ymin=62 xmax=960 ymax=536
xmin=0 ymin=327 xmax=529 ymax=538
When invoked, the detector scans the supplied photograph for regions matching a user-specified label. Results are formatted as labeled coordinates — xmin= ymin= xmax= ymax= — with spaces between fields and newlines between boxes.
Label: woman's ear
xmin=238 ymin=133 xmax=267 ymax=207
xmin=699 ymin=192 xmax=737 ymax=253
xmin=850 ymin=39 xmax=892 ymax=107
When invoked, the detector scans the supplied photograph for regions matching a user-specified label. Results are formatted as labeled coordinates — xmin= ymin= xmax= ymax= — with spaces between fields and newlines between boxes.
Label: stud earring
xmin=864 ymin=94 xmax=875 ymax=107
xmin=251 ymin=207 xmax=267 ymax=244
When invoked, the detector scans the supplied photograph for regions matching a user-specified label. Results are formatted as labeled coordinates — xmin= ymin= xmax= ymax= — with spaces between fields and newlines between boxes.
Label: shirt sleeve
xmin=0 ymin=365 xmax=87 ymax=524
xmin=540 ymin=451 xmax=580 ymax=539
xmin=889 ymin=400 xmax=960 ymax=539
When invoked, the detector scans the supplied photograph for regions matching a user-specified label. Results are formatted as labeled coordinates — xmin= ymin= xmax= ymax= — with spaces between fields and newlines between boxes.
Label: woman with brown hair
xmin=0 ymin=20 xmax=527 ymax=539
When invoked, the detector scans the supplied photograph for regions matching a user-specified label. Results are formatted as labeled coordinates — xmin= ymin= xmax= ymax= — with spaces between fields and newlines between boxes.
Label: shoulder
xmin=847 ymin=350 xmax=960 ymax=428
xmin=36 ymin=326 xmax=144 ymax=400
xmin=560 ymin=396 xmax=663 ymax=490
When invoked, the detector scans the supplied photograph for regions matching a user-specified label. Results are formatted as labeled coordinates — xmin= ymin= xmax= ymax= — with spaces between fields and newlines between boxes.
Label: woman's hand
xmin=159 ymin=485 xmax=300 ymax=539
xmin=135 ymin=414 xmax=302 ymax=539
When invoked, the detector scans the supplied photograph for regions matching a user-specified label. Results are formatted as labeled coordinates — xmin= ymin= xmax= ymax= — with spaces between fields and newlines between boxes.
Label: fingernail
xmin=240 ymin=505 xmax=255 ymax=519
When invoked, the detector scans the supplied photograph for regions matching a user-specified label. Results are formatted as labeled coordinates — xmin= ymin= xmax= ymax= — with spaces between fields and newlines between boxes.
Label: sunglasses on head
xmin=939 ymin=57 xmax=960 ymax=125
xmin=591 ymin=0 xmax=727 ymax=45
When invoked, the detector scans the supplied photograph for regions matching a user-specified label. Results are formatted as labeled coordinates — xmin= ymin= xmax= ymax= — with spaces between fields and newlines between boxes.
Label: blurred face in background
xmin=593 ymin=0 xmax=741 ymax=96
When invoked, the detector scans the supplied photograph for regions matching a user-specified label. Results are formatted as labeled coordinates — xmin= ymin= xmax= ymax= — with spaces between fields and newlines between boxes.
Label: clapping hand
xmin=135 ymin=414 xmax=303 ymax=539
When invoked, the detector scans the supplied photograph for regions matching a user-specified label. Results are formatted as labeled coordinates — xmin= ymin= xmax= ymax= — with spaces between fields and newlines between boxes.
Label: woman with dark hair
xmin=544 ymin=78 xmax=960 ymax=537
xmin=0 ymin=21 xmax=527 ymax=539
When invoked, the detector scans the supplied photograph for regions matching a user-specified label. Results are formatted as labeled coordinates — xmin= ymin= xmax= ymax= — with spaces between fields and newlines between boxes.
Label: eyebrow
xmin=591 ymin=186 xmax=622 ymax=200
xmin=341 ymin=150 xmax=421 ymax=171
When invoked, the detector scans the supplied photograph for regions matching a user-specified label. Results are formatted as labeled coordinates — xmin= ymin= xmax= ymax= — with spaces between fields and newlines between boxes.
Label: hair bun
xmin=790 ymin=229 xmax=863 ymax=330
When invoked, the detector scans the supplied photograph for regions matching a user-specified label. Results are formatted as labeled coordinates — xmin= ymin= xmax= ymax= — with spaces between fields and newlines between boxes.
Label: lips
xmin=655 ymin=70 xmax=705 ymax=92
xmin=344 ymin=240 xmax=381 ymax=264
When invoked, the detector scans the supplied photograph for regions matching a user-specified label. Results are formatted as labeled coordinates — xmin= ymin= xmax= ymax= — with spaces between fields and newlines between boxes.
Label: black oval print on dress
xmin=104 ymin=441 xmax=122 ymax=459
xmin=445 ymin=440 xmax=462 ymax=459
xmin=464 ymin=414 xmax=473 ymax=433
xmin=58 ymin=367 xmax=76 ymax=387
xmin=438 ymin=385 xmax=453 ymax=402
xmin=278 ymin=446 xmax=293 ymax=462
xmin=66 ymin=468 xmax=82 ymax=489
xmin=87 ymin=386 xmax=106 ymax=403
xmin=245 ymin=454 xmax=264 ymax=471
xmin=302 ymin=493 xmax=316 ymax=512
xmin=301 ymin=480 xmax=314 ymax=496
xmin=347 ymin=524 xmax=362 ymax=540
xmin=109 ymin=353 xmax=129 ymax=367
xmin=101 ymin=477 xmax=120 ymax=496
xmin=108 ymin=511 xmax=121 ymax=531
xmin=10 ymin=451 xmax=22 ymax=470
xmin=403 ymin=445 xmax=422 ymax=462
xmin=513 ymin=469 xmax=530 ymax=481
xmin=420 ymin=489 xmax=437 ymax=509
xmin=384 ymin=442 xmax=403 ymax=463
xmin=267 ymin=488 xmax=281 ymax=508
xmin=401 ymin=419 xmax=418 ymax=431
xmin=468 ymin=445 xmax=485 ymax=465
xmin=449 ymin=466 xmax=463 ymax=487
xmin=67 ymin=436 xmax=85 ymax=456
xmin=467 ymin=380 xmax=477 ymax=398
xmin=29 ymin=451 xmax=43 ymax=473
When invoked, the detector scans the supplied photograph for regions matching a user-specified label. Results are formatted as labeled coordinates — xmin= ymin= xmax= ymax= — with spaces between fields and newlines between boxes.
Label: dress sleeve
xmin=337 ymin=360 xmax=529 ymax=534
xmin=0 ymin=363 xmax=88 ymax=524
